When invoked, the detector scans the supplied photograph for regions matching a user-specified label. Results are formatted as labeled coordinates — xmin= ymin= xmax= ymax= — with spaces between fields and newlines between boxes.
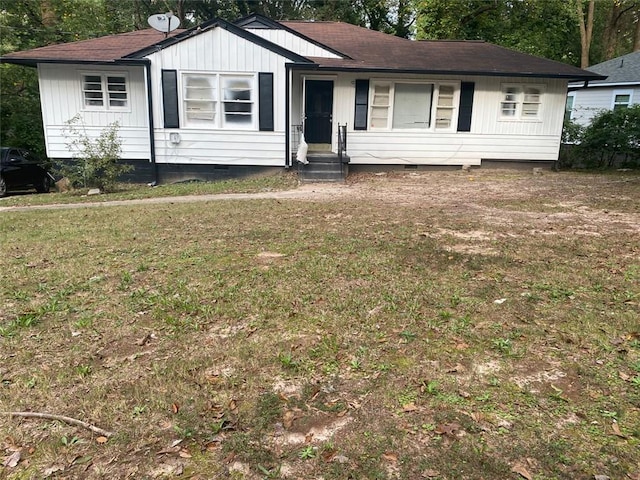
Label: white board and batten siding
xmin=245 ymin=29 xmax=341 ymax=59
xmin=569 ymin=85 xmax=640 ymax=127
xmin=147 ymin=27 xmax=292 ymax=167
xmin=321 ymin=72 xmax=568 ymax=165
xmin=37 ymin=63 xmax=150 ymax=160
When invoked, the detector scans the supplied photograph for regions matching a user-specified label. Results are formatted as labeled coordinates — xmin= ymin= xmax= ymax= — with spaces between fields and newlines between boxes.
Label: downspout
xmin=143 ymin=59 xmax=158 ymax=185
xmin=285 ymin=63 xmax=291 ymax=168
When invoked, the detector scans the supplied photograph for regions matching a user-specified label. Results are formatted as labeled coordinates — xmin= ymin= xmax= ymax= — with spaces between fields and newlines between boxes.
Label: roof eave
xmin=290 ymin=63 xmax=606 ymax=80
xmin=0 ymin=57 xmax=150 ymax=68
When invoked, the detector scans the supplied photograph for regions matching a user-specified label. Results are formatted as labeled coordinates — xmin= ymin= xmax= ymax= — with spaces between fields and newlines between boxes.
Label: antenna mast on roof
xmin=148 ymin=11 xmax=180 ymax=38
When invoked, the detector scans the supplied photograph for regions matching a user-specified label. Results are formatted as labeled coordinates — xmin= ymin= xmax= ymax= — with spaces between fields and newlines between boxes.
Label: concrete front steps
xmin=297 ymin=152 xmax=349 ymax=183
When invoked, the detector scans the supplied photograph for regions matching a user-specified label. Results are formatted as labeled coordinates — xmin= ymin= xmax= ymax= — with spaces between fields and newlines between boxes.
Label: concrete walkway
xmin=0 ymin=184 xmax=351 ymax=213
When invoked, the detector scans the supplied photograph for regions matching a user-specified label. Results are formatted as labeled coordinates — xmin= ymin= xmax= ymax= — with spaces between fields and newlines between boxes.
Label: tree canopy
xmin=1 ymin=0 xmax=639 ymax=155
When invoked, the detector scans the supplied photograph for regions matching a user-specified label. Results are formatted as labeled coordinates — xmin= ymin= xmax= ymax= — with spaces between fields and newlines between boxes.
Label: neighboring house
xmin=1 ymin=14 xmax=601 ymax=183
xmin=567 ymin=51 xmax=640 ymax=127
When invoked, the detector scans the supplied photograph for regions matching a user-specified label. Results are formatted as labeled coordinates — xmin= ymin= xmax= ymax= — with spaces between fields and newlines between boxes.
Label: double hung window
xmin=612 ymin=90 xmax=633 ymax=110
xmin=500 ymin=84 xmax=543 ymax=119
xmin=183 ymin=73 xmax=254 ymax=129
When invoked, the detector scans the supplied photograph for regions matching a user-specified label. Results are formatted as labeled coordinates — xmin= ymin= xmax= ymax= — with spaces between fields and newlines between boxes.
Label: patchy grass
xmin=0 ymin=172 xmax=298 ymax=207
xmin=1 ymin=170 xmax=639 ymax=479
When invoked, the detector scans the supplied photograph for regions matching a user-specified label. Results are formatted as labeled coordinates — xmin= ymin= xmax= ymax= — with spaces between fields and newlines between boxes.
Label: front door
xmin=304 ymin=80 xmax=333 ymax=145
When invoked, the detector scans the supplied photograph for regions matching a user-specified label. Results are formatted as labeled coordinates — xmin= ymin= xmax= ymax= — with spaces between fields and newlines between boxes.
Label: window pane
xmin=438 ymin=85 xmax=454 ymax=107
xmin=185 ymin=75 xmax=216 ymax=122
xmin=222 ymin=76 xmax=253 ymax=128
xmin=615 ymin=94 xmax=630 ymax=103
xmin=522 ymin=103 xmax=539 ymax=116
xmin=524 ymin=87 xmax=541 ymax=103
xmin=370 ymin=106 xmax=388 ymax=128
xmin=435 ymin=108 xmax=453 ymax=128
xmin=185 ymin=76 xmax=215 ymax=100
xmin=223 ymin=78 xmax=251 ymax=101
xmin=501 ymin=102 xmax=517 ymax=116
xmin=107 ymin=76 xmax=128 ymax=108
xmin=392 ymin=83 xmax=432 ymax=129
xmin=372 ymin=84 xmax=390 ymax=106
xmin=504 ymin=87 xmax=518 ymax=101
xmin=83 ymin=75 xmax=103 ymax=106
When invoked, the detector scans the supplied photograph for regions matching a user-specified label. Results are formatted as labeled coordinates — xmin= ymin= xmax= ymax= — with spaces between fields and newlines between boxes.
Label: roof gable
xmin=235 ymin=14 xmax=349 ymax=60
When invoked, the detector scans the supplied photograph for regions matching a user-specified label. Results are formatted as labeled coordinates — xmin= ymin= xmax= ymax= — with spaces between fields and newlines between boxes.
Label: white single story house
xmin=1 ymin=14 xmax=602 ymax=183
xmin=567 ymin=51 xmax=639 ymax=127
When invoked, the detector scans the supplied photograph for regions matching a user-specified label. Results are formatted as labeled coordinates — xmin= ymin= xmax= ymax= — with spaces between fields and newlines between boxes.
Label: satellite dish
xmin=148 ymin=12 xmax=180 ymax=36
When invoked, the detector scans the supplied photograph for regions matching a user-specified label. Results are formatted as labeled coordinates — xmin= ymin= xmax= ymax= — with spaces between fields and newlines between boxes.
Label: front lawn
xmin=1 ymin=170 xmax=639 ymax=479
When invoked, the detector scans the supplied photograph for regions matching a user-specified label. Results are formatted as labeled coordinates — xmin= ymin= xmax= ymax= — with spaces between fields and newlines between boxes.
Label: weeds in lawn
xmin=1 ymin=171 xmax=639 ymax=479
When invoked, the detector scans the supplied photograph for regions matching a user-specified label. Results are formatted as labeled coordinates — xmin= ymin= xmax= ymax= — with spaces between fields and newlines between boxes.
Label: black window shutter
xmin=259 ymin=72 xmax=274 ymax=131
xmin=161 ymin=70 xmax=179 ymax=129
xmin=457 ymin=82 xmax=475 ymax=132
xmin=354 ymin=79 xmax=369 ymax=130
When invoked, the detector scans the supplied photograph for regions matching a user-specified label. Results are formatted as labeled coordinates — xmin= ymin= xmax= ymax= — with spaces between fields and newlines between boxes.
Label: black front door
xmin=304 ymin=80 xmax=333 ymax=144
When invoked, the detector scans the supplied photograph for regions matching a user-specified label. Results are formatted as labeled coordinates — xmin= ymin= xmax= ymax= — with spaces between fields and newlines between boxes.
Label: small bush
xmin=577 ymin=105 xmax=640 ymax=168
xmin=62 ymin=115 xmax=132 ymax=192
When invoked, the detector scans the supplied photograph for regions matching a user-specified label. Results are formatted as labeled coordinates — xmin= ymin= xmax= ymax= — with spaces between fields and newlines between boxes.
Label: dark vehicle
xmin=0 ymin=147 xmax=54 ymax=197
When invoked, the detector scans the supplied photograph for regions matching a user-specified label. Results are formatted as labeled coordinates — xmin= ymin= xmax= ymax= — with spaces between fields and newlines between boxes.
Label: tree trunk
xmin=635 ymin=7 xmax=640 ymax=51
xmin=602 ymin=3 xmax=619 ymax=60
xmin=577 ymin=0 xmax=595 ymax=68
xmin=40 ymin=0 xmax=57 ymax=27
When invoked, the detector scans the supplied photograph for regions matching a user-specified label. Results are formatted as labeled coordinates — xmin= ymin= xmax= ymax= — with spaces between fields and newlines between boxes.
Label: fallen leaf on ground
xmin=96 ymin=436 xmax=108 ymax=444
xmin=447 ymin=363 xmax=466 ymax=373
xmin=135 ymin=333 xmax=151 ymax=346
xmin=171 ymin=403 xmax=179 ymax=414
xmin=43 ymin=464 xmax=65 ymax=477
xmin=611 ymin=422 xmax=628 ymax=438
xmin=422 ymin=469 xmax=440 ymax=478
xmin=283 ymin=410 xmax=296 ymax=429
xmin=3 ymin=449 xmax=21 ymax=468
xmin=382 ymin=452 xmax=398 ymax=463
xmin=435 ymin=423 xmax=461 ymax=435
xmin=321 ymin=448 xmax=337 ymax=462
xmin=402 ymin=402 xmax=418 ymax=412
xmin=178 ymin=449 xmax=192 ymax=458
xmin=156 ymin=446 xmax=181 ymax=455
xmin=511 ymin=462 xmax=533 ymax=480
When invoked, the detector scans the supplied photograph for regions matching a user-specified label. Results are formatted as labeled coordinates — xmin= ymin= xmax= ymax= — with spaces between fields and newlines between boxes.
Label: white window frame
xmin=80 ymin=71 xmax=129 ymax=111
xmin=611 ymin=89 xmax=633 ymax=110
xmin=368 ymin=80 xmax=459 ymax=131
xmin=499 ymin=84 xmax=544 ymax=121
xmin=565 ymin=92 xmax=575 ymax=121
xmin=181 ymin=72 xmax=256 ymax=130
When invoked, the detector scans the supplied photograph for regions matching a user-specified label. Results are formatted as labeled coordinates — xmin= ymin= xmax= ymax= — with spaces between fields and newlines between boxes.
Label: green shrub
xmin=577 ymin=105 xmax=640 ymax=168
xmin=62 ymin=115 xmax=132 ymax=192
